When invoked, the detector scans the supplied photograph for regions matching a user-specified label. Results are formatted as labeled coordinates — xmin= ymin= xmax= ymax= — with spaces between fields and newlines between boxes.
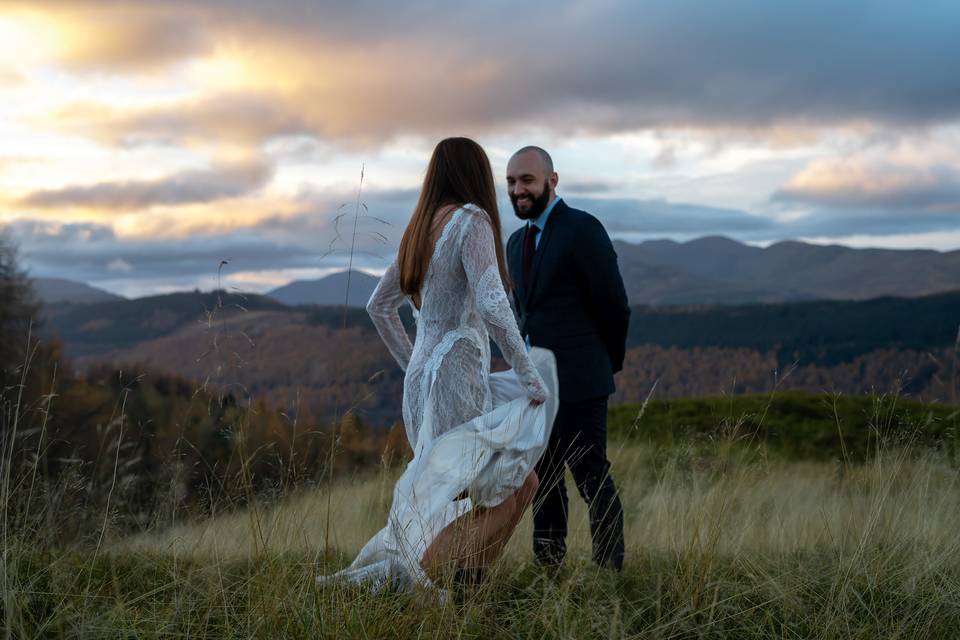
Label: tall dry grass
xmin=117 ymin=440 xmax=960 ymax=568
xmin=4 ymin=317 xmax=960 ymax=637
xmin=5 ymin=434 xmax=960 ymax=637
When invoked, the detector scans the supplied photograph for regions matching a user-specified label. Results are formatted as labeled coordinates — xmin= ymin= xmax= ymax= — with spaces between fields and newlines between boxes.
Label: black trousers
xmin=532 ymin=396 xmax=625 ymax=570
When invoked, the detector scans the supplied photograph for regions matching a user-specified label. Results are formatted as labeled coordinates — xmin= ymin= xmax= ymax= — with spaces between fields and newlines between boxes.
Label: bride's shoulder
xmin=459 ymin=203 xmax=492 ymax=225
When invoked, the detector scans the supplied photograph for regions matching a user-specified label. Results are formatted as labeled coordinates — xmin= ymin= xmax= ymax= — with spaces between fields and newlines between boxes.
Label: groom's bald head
xmin=506 ymin=145 xmax=558 ymax=220
xmin=510 ymin=146 xmax=554 ymax=173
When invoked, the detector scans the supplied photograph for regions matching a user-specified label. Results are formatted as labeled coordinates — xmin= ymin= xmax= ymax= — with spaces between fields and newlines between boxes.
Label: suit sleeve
xmin=572 ymin=216 xmax=630 ymax=373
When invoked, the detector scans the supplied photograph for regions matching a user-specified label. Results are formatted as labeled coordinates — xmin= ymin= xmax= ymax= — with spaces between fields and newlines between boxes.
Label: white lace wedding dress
xmin=318 ymin=203 xmax=559 ymax=589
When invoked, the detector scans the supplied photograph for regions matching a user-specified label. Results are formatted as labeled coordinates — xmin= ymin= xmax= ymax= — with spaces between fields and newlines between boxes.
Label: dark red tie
xmin=522 ymin=224 xmax=540 ymax=284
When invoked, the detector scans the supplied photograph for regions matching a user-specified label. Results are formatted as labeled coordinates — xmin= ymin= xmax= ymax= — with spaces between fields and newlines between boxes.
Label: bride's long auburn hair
xmin=398 ymin=137 xmax=511 ymax=297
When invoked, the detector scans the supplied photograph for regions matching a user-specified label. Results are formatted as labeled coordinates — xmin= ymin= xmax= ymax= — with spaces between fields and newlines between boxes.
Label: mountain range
xmin=262 ymin=237 xmax=958 ymax=306
xmin=31 ymin=235 xmax=960 ymax=309
xmin=265 ymin=270 xmax=379 ymax=306
xmin=611 ymin=236 xmax=959 ymax=304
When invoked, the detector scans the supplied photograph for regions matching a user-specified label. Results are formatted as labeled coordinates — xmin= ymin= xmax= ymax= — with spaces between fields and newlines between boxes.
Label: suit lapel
xmin=524 ymin=200 xmax=562 ymax=306
xmin=508 ymin=230 xmax=527 ymax=306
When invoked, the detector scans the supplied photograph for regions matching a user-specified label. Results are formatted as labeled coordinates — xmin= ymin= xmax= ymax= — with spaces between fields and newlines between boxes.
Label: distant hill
xmin=32 ymin=277 xmax=124 ymax=305
xmin=626 ymin=289 xmax=960 ymax=365
xmin=267 ymin=270 xmax=379 ymax=306
xmin=44 ymin=271 xmax=960 ymax=366
xmin=614 ymin=250 xmax=813 ymax=305
xmin=42 ymin=290 xmax=289 ymax=357
xmin=55 ymin=290 xmax=960 ymax=427
xmin=70 ymin=307 xmax=409 ymax=428
xmin=616 ymin=236 xmax=960 ymax=304
xmin=266 ymin=238 xmax=960 ymax=308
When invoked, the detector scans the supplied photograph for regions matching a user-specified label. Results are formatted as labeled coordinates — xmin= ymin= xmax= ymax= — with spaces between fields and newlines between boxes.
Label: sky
xmin=2 ymin=0 xmax=960 ymax=297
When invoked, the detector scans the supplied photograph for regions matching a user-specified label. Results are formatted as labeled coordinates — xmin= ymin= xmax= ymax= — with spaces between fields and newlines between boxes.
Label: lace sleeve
xmin=460 ymin=207 xmax=549 ymax=402
xmin=366 ymin=260 xmax=414 ymax=372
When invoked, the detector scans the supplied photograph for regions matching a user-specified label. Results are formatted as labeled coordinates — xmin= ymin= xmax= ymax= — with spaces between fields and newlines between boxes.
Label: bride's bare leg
xmin=420 ymin=471 xmax=539 ymax=583
xmin=472 ymin=471 xmax=539 ymax=567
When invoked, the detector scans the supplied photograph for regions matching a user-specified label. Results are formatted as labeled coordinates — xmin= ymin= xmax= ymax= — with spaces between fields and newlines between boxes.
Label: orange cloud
xmin=773 ymin=154 xmax=960 ymax=212
xmin=2 ymin=3 xmax=211 ymax=72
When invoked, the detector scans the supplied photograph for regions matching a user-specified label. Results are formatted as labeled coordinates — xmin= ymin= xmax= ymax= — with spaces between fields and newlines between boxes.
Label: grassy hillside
xmin=609 ymin=391 xmax=960 ymax=461
xmin=5 ymin=359 xmax=960 ymax=637
xmin=6 ymin=439 xmax=960 ymax=638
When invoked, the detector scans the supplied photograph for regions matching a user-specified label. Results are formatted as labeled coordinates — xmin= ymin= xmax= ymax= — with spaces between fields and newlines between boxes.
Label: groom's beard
xmin=510 ymin=181 xmax=552 ymax=220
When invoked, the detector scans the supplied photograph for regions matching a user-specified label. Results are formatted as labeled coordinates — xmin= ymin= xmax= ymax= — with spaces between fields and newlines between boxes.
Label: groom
xmin=505 ymin=146 xmax=630 ymax=570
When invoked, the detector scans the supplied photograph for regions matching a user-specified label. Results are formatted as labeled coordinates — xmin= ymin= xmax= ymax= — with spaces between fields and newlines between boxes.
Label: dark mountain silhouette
xmin=32 ymin=277 xmax=125 ymax=305
xmin=616 ymin=236 xmax=960 ymax=303
xmin=266 ymin=270 xmax=379 ymax=306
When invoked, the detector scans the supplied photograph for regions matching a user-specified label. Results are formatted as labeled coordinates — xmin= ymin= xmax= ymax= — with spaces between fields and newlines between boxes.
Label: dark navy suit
xmin=507 ymin=198 xmax=630 ymax=569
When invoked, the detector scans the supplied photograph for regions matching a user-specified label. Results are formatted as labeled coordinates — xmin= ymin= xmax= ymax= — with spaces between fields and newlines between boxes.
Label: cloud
xmin=562 ymin=179 xmax=624 ymax=194
xmin=9 ymin=220 xmax=116 ymax=243
xmin=767 ymin=134 xmax=960 ymax=238
xmin=106 ymin=258 xmax=133 ymax=272
xmin=0 ymin=66 xmax=24 ymax=84
xmin=555 ymin=193 xmax=960 ymax=243
xmin=780 ymin=208 xmax=960 ymax=238
xmin=2 ymin=190 xmax=775 ymax=291
xmin=9 ymin=218 xmax=318 ymax=282
xmin=6 ymin=3 xmax=213 ymax=72
xmin=24 ymin=0 xmax=960 ymax=146
xmin=576 ymin=198 xmax=778 ymax=236
xmin=5 ymin=0 xmax=960 ymax=294
xmin=16 ymin=160 xmax=273 ymax=210
xmin=772 ymin=159 xmax=960 ymax=213
xmin=4 ymin=185 xmax=416 ymax=288
xmin=55 ymin=95 xmax=311 ymax=148
xmin=10 ymin=179 xmax=960 ymax=298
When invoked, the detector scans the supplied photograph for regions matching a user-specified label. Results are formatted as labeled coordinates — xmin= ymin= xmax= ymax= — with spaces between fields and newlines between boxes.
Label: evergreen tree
xmin=0 ymin=229 xmax=41 ymax=380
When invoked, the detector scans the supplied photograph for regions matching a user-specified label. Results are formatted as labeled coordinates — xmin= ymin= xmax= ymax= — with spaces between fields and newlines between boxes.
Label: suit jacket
xmin=507 ymin=199 xmax=630 ymax=403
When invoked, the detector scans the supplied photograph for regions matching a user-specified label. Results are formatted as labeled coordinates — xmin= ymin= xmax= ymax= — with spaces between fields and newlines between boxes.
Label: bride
xmin=319 ymin=137 xmax=559 ymax=590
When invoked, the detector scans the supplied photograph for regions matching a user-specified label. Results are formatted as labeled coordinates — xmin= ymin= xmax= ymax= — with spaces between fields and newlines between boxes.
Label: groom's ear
xmin=550 ymin=172 xmax=559 ymax=191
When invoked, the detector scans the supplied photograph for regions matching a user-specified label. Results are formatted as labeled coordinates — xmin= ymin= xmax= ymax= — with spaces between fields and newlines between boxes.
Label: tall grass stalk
xmin=324 ymin=163 xmax=367 ymax=559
